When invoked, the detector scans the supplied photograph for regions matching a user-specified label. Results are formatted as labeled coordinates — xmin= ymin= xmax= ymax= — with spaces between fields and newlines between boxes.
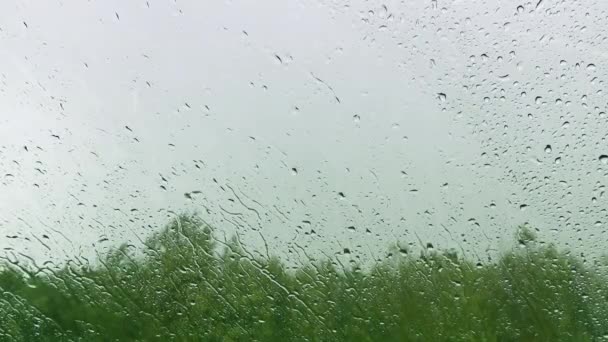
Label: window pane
xmin=0 ymin=1 xmax=607 ymax=340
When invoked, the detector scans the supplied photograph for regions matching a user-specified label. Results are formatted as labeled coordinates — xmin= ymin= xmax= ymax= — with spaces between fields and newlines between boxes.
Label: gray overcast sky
xmin=1 ymin=0 xmax=607 ymax=266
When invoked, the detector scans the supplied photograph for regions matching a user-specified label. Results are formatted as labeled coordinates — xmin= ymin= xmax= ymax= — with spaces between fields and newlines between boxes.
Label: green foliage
xmin=1 ymin=213 xmax=607 ymax=341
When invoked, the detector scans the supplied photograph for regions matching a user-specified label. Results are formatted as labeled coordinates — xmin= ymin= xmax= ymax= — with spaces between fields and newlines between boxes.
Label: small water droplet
xmin=544 ymin=145 xmax=552 ymax=153
xmin=437 ymin=93 xmax=447 ymax=102
xmin=599 ymin=155 xmax=608 ymax=164
xmin=517 ymin=5 xmax=524 ymax=14
xmin=291 ymin=167 xmax=298 ymax=175
xmin=353 ymin=114 xmax=360 ymax=123
xmin=587 ymin=63 xmax=596 ymax=71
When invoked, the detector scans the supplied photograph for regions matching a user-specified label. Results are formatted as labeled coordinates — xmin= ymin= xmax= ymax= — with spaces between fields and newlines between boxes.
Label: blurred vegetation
xmin=1 ymin=214 xmax=608 ymax=341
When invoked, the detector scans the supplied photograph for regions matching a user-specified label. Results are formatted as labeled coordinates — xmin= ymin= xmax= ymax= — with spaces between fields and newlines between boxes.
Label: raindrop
xmin=437 ymin=93 xmax=447 ymax=102
xmin=587 ymin=63 xmax=596 ymax=71
xmin=544 ymin=145 xmax=552 ymax=153
xmin=353 ymin=114 xmax=360 ymax=123
xmin=291 ymin=167 xmax=298 ymax=175
xmin=517 ymin=5 xmax=524 ymax=14
xmin=599 ymin=155 xmax=608 ymax=164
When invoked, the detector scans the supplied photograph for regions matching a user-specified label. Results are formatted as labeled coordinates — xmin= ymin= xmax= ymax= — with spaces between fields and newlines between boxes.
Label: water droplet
xmin=347 ymin=226 xmax=356 ymax=232
xmin=587 ymin=63 xmax=596 ymax=71
xmin=544 ymin=145 xmax=552 ymax=153
xmin=517 ymin=5 xmax=524 ymax=14
xmin=291 ymin=167 xmax=298 ymax=175
xmin=599 ymin=155 xmax=608 ymax=164
xmin=353 ymin=114 xmax=360 ymax=123
xmin=437 ymin=93 xmax=447 ymax=102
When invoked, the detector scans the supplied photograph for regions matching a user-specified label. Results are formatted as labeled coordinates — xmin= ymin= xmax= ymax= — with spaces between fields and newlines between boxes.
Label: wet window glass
xmin=1 ymin=1 xmax=608 ymax=340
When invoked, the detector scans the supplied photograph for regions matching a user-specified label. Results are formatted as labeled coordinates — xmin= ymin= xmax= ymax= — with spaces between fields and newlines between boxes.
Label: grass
xmin=0 ymin=213 xmax=607 ymax=341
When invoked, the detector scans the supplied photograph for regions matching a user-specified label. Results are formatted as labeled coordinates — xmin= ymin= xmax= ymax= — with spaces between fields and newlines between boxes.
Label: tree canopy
xmin=0 ymin=215 xmax=607 ymax=341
